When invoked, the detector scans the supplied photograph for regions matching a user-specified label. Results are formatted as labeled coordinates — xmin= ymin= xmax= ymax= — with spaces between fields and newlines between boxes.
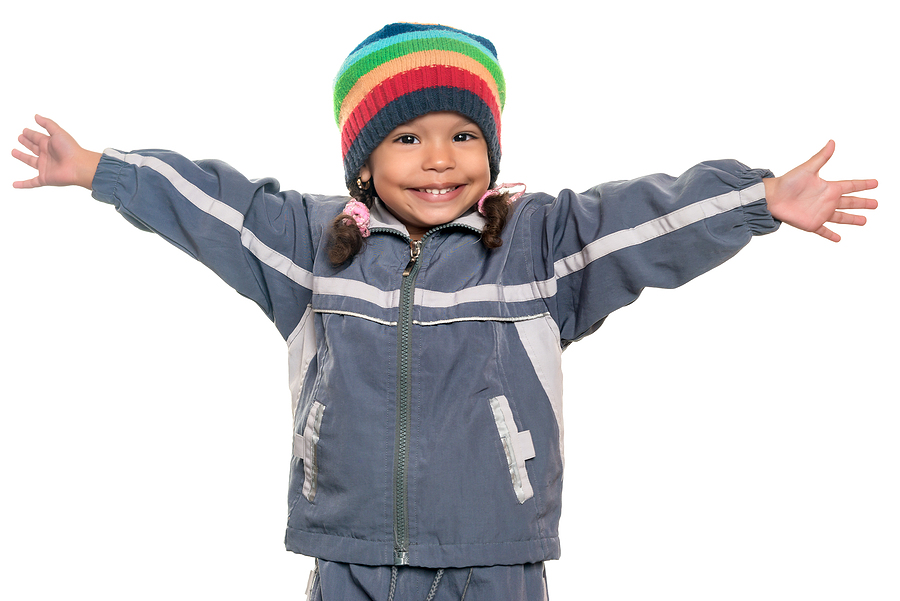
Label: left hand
xmin=764 ymin=140 xmax=878 ymax=242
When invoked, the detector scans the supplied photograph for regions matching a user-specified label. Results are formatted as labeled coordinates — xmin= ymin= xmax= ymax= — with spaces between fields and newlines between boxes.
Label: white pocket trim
xmin=489 ymin=395 xmax=536 ymax=504
xmin=293 ymin=401 xmax=325 ymax=502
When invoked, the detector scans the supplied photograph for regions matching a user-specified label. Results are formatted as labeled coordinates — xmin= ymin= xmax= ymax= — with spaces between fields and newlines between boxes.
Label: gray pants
xmin=306 ymin=560 xmax=549 ymax=601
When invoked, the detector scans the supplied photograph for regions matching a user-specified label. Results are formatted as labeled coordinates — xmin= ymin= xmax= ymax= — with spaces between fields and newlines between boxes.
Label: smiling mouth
xmin=415 ymin=186 xmax=460 ymax=195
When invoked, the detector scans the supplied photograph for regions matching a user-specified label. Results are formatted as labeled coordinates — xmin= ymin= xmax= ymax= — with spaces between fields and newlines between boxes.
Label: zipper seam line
xmin=394 ymin=238 xmax=422 ymax=565
xmin=391 ymin=225 xmax=475 ymax=566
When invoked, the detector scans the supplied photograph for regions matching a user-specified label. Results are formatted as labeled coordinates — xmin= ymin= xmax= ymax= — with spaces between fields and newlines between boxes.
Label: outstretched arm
xmin=12 ymin=115 xmax=101 ymax=190
xmin=13 ymin=115 xmax=319 ymax=332
xmin=764 ymin=141 xmax=878 ymax=242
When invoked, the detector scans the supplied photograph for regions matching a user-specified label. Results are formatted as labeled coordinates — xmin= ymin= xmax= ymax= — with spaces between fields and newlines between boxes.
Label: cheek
xmin=476 ymin=148 xmax=491 ymax=181
xmin=476 ymin=156 xmax=491 ymax=187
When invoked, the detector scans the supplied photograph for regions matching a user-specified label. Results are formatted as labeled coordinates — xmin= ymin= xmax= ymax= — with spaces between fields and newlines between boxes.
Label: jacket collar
xmin=368 ymin=199 xmax=486 ymax=238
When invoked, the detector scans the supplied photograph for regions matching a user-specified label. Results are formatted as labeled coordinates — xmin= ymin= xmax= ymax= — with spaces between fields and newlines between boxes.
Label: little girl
xmin=12 ymin=22 xmax=877 ymax=601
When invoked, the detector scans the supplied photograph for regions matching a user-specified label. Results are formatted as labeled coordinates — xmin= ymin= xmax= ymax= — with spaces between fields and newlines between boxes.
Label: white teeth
xmin=420 ymin=186 xmax=458 ymax=195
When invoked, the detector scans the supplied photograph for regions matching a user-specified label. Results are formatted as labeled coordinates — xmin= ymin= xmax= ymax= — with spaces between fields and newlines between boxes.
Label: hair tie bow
xmin=477 ymin=183 xmax=526 ymax=215
xmin=341 ymin=199 xmax=371 ymax=238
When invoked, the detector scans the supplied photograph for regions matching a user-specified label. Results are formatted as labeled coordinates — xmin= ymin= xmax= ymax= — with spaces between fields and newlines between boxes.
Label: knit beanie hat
xmin=334 ymin=23 xmax=506 ymax=188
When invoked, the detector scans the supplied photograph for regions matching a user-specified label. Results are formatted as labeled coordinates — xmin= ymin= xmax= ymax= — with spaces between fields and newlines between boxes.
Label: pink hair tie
xmin=477 ymin=183 xmax=526 ymax=216
xmin=341 ymin=199 xmax=371 ymax=238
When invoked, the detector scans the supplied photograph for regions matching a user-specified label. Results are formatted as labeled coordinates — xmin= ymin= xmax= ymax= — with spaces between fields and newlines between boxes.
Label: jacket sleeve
xmin=90 ymin=149 xmax=318 ymax=341
xmin=526 ymin=159 xmax=779 ymax=346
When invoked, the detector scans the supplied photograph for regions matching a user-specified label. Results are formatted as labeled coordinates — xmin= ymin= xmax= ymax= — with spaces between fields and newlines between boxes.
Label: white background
xmin=2 ymin=1 xmax=896 ymax=599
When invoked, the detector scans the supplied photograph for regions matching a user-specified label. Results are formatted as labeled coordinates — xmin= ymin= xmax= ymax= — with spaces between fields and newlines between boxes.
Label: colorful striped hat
xmin=334 ymin=23 xmax=506 ymax=188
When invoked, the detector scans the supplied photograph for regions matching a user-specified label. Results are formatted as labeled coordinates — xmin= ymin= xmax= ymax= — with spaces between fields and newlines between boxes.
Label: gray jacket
xmin=92 ymin=149 xmax=777 ymax=568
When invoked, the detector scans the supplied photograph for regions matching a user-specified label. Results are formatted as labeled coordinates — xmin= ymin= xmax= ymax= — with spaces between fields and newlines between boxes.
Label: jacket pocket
xmin=293 ymin=401 xmax=325 ymax=502
xmin=488 ymin=395 xmax=536 ymax=504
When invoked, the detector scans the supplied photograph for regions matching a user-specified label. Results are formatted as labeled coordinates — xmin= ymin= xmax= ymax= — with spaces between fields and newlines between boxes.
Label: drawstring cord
xmin=387 ymin=566 xmax=446 ymax=601
xmin=424 ymin=568 xmax=445 ymax=601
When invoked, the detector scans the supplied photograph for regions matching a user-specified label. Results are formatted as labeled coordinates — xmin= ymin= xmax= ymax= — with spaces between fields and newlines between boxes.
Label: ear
xmin=358 ymin=163 xmax=372 ymax=184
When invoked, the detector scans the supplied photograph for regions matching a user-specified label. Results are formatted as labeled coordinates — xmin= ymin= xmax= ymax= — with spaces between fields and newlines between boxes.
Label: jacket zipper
xmin=390 ymin=223 xmax=479 ymax=566
xmin=394 ymin=237 xmax=422 ymax=566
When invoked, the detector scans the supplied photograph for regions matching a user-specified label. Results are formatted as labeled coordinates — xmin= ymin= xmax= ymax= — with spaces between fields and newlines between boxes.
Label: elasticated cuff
xmin=90 ymin=150 xmax=128 ymax=207
xmin=90 ymin=150 xmax=153 ymax=232
xmin=738 ymin=167 xmax=781 ymax=235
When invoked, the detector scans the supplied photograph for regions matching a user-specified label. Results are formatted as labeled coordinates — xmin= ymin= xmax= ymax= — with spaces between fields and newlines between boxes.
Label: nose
xmin=422 ymin=140 xmax=455 ymax=172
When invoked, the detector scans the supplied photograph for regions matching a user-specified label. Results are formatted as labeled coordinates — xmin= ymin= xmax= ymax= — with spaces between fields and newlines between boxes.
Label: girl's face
xmin=359 ymin=111 xmax=491 ymax=240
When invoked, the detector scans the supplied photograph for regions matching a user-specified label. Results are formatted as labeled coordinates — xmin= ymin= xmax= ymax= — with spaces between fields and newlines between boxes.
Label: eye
xmin=395 ymin=134 xmax=419 ymax=144
xmin=453 ymin=132 xmax=478 ymax=142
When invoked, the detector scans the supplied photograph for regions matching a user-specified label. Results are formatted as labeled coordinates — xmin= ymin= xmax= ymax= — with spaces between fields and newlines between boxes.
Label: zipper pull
xmin=402 ymin=240 xmax=422 ymax=277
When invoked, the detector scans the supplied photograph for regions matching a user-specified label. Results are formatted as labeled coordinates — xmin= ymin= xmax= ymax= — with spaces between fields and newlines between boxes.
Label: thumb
xmin=34 ymin=114 xmax=61 ymax=136
xmin=805 ymin=139 xmax=835 ymax=174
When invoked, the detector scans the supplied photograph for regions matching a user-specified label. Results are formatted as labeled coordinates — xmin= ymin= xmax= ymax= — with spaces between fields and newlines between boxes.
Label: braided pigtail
xmin=477 ymin=183 xmax=525 ymax=249
xmin=479 ymin=191 xmax=511 ymax=249
xmin=327 ymin=179 xmax=376 ymax=265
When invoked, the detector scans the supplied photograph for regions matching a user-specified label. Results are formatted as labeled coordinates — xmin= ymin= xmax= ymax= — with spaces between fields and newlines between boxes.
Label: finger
xmin=828 ymin=211 xmax=867 ymax=227
xmin=11 ymin=148 xmax=38 ymax=169
xmin=815 ymin=224 xmax=841 ymax=243
xmin=837 ymin=195 xmax=878 ymax=211
xmin=12 ymin=175 xmax=42 ymax=189
xmin=19 ymin=127 xmax=48 ymax=149
xmin=17 ymin=131 xmax=41 ymax=155
xmin=806 ymin=140 xmax=835 ymax=173
xmin=837 ymin=178 xmax=878 ymax=195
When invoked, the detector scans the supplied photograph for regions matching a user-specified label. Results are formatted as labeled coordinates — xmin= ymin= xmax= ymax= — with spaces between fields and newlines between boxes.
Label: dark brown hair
xmin=479 ymin=191 xmax=510 ymax=249
xmin=327 ymin=183 xmax=511 ymax=265
xmin=327 ymin=178 xmax=377 ymax=265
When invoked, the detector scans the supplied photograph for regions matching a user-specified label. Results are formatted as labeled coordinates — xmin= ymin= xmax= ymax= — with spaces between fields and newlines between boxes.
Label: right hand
xmin=763 ymin=140 xmax=878 ymax=243
xmin=12 ymin=115 xmax=101 ymax=190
